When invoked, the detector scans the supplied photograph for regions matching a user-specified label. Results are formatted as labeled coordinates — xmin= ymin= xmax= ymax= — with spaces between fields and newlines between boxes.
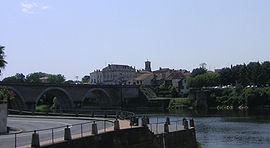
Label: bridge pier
xmin=26 ymin=102 xmax=36 ymax=112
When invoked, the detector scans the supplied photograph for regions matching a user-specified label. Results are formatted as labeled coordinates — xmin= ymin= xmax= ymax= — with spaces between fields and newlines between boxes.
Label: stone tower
xmin=145 ymin=60 xmax=151 ymax=72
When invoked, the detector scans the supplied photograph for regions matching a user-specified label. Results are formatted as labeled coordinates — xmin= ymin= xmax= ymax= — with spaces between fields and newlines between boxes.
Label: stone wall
xmin=155 ymin=128 xmax=197 ymax=148
xmin=0 ymin=103 xmax=7 ymax=133
xmin=41 ymin=127 xmax=197 ymax=148
xmin=189 ymin=89 xmax=208 ymax=109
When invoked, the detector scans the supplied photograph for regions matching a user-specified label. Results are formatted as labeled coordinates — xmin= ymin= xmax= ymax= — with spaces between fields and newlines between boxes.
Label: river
xmin=142 ymin=110 xmax=270 ymax=148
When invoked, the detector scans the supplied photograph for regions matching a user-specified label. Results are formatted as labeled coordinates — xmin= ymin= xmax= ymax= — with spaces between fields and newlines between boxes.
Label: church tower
xmin=145 ymin=60 xmax=151 ymax=72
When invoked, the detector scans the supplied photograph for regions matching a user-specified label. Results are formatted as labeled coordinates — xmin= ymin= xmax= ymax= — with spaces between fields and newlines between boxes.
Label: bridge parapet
xmin=0 ymin=83 xmax=145 ymax=111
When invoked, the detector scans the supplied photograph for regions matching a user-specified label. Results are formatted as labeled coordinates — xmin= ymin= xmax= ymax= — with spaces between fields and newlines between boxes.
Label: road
xmin=0 ymin=116 xmax=114 ymax=148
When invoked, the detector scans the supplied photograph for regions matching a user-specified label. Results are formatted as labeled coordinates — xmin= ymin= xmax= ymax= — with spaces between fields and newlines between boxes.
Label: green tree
xmin=247 ymin=62 xmax=263 ymax=86
xmin=2 ymin=73 xmax=25 ymax=83
xmin=191 ymin=67 xmax=207 ymax=77
xmin=170 ymin=86 xmax=178 ymax=98
xmin=218 ymin=68 xmax=233 ymax=86
xmin=25 ymin=72 xmax=47 ymax=83
xmin=231 ymin=64 xmax=249 ymax=86
xmin=187 ymin=72 xmax=220 ymax=88
xmin=47 ymin=74 xmax=65 ymax=83
xmin=0 ymin=45 xmax=7 ymax=74
xmin=0 ymin=46 xmax=12 ymax=104
xmin=261 ymin=61 xmax=270 ymax=85
xmin=82 ymin=75 xmax=90 ymax=83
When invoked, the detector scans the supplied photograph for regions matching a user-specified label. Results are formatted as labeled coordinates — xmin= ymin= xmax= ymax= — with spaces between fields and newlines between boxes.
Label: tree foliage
xmin=0 ymin=45 xmax=7 ymax=74
xmin=82 ymin=75 xmax=90 ymax=83
xmin=187 ymin=72 xmax=220 ymax=88
xmin=2 ymin=73 xmax=25 ymax=83
xmin=218 ymin=61 xmax=270 ymax=87
xmin=3 ymin=72 xmax=65 ymax=83
xmin=47 ymin=74 xmax=65 ymax=83
xmin=191 ymin=67 xmax=207 ymax=77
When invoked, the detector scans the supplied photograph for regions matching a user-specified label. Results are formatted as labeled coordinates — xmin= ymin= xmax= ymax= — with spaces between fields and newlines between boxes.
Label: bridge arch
xmin=36 ymin=87 xmax=74 ymax=111
xmin=5 ymin=86 xmax=26 ymax=110
xmin=81 ymin=88 xmax=112 ymax=108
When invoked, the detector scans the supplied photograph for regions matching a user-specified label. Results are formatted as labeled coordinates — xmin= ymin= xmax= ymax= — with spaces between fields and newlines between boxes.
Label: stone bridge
xmin=0 ymin=83 xmax=147 ymax=111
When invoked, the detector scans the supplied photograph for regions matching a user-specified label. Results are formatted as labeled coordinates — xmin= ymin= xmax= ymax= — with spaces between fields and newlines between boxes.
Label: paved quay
xmin=0 ymin=115 xmax=117 ymax=148
xmin=17 ymin=119 xmax=132 ymax=148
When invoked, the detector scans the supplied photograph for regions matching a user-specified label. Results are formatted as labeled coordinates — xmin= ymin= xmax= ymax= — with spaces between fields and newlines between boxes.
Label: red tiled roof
xmin=165 ymin=71 xmax=185 ymax=80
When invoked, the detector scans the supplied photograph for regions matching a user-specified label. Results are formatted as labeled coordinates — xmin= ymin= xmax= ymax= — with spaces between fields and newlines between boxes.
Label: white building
xmin=90 ymin=64 xmax=136 ymax=85
xmin=102 ymin=64 xmax=136 ymax=85
xmin=90 ymin=70 xmax=103 ymax=84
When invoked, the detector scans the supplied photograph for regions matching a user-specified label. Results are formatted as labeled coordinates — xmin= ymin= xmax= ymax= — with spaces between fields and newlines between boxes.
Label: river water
xmin=143 ymin=110 xmax=270 ymax=148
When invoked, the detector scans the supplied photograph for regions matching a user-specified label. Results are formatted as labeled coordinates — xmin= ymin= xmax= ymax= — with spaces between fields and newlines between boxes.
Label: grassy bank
xmin=36 ymin=105 xmax=49 ymax=112
xmin=150 ymin=97 xmax=191 ymax=110
xmin=197 ymin=141 xmax=203 ymax=148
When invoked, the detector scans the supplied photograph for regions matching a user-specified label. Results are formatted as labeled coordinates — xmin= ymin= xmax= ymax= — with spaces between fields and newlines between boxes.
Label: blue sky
xmin=1 ymin=0 xmax=269 ymax=80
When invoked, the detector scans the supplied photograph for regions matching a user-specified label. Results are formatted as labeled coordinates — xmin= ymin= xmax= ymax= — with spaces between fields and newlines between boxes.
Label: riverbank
xmin=149 ymin=97 xmax=191 ymax=110
xmin=189 ymin=87 xmax=270 ymax=110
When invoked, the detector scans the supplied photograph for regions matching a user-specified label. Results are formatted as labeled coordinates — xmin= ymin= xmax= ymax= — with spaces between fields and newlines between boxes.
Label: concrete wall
xmin=0 ymin=103 xmax=7 ymax=133
xmin=41 ymin=127 xmax=197 ymax=148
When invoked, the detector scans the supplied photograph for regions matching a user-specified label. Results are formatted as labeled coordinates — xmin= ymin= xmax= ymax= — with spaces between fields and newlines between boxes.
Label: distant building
xmin=39 ymin=77 xmax=49 ymax=83
xmin=90 ymin=70 xmax=103 ymax=84
xmin=102 ymin=64 xmax=136 ymax=85
xmin=90 ymin=64 xmax=136 ymax=85
xmin=153 ymin=68 xmax=174 ymax=85
xmin=145 ymin=60 xmax=151 ymax=72
xmin=127 ymin=70 xmax=154 ymax=85
xmin=165 ymin=71 xmax=190 ymax=94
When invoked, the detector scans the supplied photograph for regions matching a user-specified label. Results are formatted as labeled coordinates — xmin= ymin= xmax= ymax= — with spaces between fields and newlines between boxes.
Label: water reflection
xmin=141 ymin=109 xmax=270 ymax=148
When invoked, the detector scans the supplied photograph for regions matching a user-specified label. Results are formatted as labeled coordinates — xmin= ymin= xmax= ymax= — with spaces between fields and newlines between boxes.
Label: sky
xmin=0 ymin=0 xmax=270 ymax=80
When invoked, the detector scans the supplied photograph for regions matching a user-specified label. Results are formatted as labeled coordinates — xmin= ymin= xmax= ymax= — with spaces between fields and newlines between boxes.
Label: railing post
xmin=31 ymin=131 xmax=40 ymax=148
xmin=176 ymin=120 xmax=177 ymax=130
xmin=134 ymin=117 xmax=138 ymax=126
xmin=104 ymin=120 xmax=106 ymax=132
xmin=184 ymin=120 xmax=189 ymax=130
xmin=52 ymin=128 xmax=54 ymax=143
xmin=190 ymin=118 xmax=195 ymax=128
xmin=142 ymin=116 xmax=147 ymax=127
xmin=92 ymin=121 xmax=98 ymax=135
xmin=15 ymin=133 xmax=17 ymax=148
xmin=164 ymin=123 xmax=169 ymax=133
xmin=114 ymin=119 xmax=120 ymax=131
xmin=130 ymin=116 xmax=134 ymax=126
xmin=64 ymin=126 xmax=72 ymax=141
xmin=166 ymin=117 xmax=170 ymax=125
xmin=81 ymin=124 xmax=83 ymax=137
xmin=146 ymin=116 xmax=150 ymax=124
xmin=156 ymin=116 xmax=158 ymax=134
xmin=182 ymin=117 xmax=186 ymax=126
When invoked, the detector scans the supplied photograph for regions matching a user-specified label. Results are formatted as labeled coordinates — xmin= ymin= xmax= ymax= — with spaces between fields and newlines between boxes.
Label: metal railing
xmin=5 ymin=109 xmax=136 ymax=148
xmin=137 ymin=116 xmax=195 ymax=135
xmin=7 ymin=119 xmax=114 ymax=148
xmin=8 ymin=109 xmax=135 ymax=119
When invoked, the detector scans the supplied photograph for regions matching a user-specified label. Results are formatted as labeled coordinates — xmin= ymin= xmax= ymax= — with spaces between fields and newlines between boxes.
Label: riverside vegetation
xmin=187 ymin=61 xmax=270 ymax=110
xmin=151 ymin=61 xmax=270 ymax=111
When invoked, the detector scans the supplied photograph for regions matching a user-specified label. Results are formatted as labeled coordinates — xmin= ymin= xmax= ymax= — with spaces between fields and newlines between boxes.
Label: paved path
xmin=18 ymin=120 xmax=132 ymax=148
xmin=0 ymin=116 xmax=115 ymax=148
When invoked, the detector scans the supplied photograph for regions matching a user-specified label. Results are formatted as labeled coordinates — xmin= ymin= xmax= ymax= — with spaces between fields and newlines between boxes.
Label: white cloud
xmin=41 ymin=6 xmax=49 ymax=10
xmin=21 ymin=1 xmax=49 ymax=14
